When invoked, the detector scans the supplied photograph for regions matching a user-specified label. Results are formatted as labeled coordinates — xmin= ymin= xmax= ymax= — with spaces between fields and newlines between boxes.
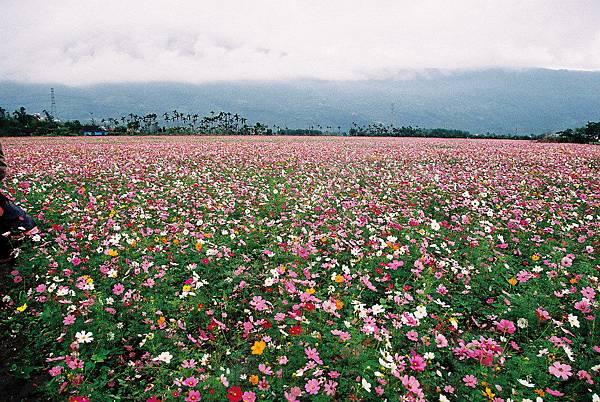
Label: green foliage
xmin=555 ymin=121 xmax=600 ymax=144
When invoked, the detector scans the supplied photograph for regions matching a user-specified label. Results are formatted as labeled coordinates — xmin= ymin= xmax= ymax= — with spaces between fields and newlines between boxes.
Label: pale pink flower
xmin=305 ymin=347 xmax=323 ymax=364
xmin=463 ymin=375 xmax=477 ymax=388
xmin=548 ymin=362 xmax=572 ymax=380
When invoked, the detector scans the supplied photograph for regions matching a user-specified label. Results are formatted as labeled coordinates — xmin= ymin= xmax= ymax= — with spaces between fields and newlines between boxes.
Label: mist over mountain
xmin=2 ymin=68 xmax=600 ymax=135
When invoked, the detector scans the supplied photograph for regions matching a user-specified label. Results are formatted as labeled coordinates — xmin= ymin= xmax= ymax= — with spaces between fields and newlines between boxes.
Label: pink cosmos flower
xmin=516 ymin=270 xmax=533 ymax=282
xmin=401 ymin=375 xmax=422 ymax=394
xmin=305 ymin=379 xmax=320 ymax=395
xmin=581 ymin=287 xmax=596 ymax=300
xmin=183 ymin=376 xmax=198 ymax=387
xmin=48 ymin=366 xmax=63 ymax=377
xmin=496 ymin=319 xmax=516 ymax=334
xmin=331 ymin=329 xmax=351 ymax=341
xmin=258 ymin=363 xmax=273 ymax=375
xmin=185 ymin=390 xmax=201 ymax=402
xmin=535 ymin=307 xmax=550 ymax=321
xmin=242 ymin=391 xmax=256 ymax=402
xmin=112 ymin=283 xmax=125 ymax=295
xmin=181 ymin=359 xmax=196 ymax=368
xmin=258 ymin=378 xmax=270 ymax=391
xmin=577 ymin=370 xmax=593 ymax=384
xmin=409 ymin=354 xmax=426 ymax=372
xmin=463 ymin=375 xmax=477 ymax=388
xmin=305 ymin=347 xmax=323 ymax=364
xmin=250 ymin=296 xmax=268 ymax=311
xmin=435 ymin=334 xmax=448 ymax=348
xmin=545 ymin=388 xmax=564 ymax=397
xmin=324 ymin=380 xmax=338 ymax=396
xmin=574 ymin=299 xmax=591 ymax=313
xmin=548 ymin=362 xmax=572 ymax=380
xmin=63 ymin=314 xmax=76 ymax=326
xmin=66 ymin=356 xmax=84 ymax=370
xmin=284 ymin=386 xmax=301 ymax=402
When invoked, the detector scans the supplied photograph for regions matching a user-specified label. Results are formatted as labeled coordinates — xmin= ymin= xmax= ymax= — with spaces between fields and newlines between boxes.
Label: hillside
xmin=2 ymin=69 xmax=600 ymax=134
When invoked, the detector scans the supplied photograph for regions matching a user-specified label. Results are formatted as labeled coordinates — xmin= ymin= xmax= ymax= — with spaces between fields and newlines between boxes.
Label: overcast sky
xmin=1 ymin=0 xmax=600 ymax=85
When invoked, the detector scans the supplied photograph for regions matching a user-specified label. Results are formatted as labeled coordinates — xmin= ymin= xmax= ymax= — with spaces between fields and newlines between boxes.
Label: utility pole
xmin=50 ymin=88 xmax=57 ymax=119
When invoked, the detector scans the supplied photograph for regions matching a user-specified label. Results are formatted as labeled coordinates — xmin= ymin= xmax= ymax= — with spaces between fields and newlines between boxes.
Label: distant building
xmin=81 ymin=125 xmax=109 ymax=136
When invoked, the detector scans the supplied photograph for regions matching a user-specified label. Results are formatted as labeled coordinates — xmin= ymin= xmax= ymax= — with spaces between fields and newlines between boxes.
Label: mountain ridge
xmin=1 ymin=69 xmax=600 ymax=134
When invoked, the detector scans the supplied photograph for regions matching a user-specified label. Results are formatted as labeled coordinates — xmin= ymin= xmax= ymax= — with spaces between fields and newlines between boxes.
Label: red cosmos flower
xmin=227 ymin=386 xmax=243 ymax=402
xmin=262 ymin=320 xmax=272 ymax=329
xmin=289 ymin=325 xmax=302 ymax=335
xmin=69 ymin=397 xmax=90 ymax=402
xmin=207 ymin=321 xmax=217 ymax=331
xmin=305 ymin=302 xmax=316 ymax=312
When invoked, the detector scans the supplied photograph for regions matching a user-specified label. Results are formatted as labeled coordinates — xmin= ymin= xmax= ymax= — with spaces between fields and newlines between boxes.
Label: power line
xmin=50 ymin=88 xmax=57 ymax=118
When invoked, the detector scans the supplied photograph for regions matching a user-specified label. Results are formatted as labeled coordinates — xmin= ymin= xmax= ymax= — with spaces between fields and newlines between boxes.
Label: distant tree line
xmin=0 ymin=105 xmax=597 ymax=143
xmin=0 ymin=106 xmax=83 ymax=136
xmin=348 ymin=122 xmax=478 ymax=138
xmin=550 ymin=122 xmax=600 ymax=144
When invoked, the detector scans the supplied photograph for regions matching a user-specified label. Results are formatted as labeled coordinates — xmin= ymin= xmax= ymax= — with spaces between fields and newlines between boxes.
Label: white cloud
xmin=1 ymin=0 xmax=599 ymax=85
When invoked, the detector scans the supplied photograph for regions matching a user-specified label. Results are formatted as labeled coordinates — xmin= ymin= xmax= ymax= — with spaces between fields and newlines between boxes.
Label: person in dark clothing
xmin=0 ymin=142 xmax=6 ymax=182
xmin=0 ymin=143 xmax=38 ymax=264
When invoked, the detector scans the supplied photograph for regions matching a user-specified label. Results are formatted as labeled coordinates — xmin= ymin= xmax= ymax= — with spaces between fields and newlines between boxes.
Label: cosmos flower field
xmin=1 ymin=136 xmax=599 ymax=401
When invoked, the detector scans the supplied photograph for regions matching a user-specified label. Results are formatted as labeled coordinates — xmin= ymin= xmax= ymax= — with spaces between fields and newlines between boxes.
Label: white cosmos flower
xmin=371 ymin=304 xmax=385 ymax=316
xmin=517 ymin=378 xmax=535 ymax=388
xmin=361 ymin=378 xmax=372 ymax=392
xmin=75 ymin=331 xmax=94 ymax=344
xmin=567 ymin=314 xmax=580 ymax=328
xmin=415 ymin=305 xmax=427 ymax=319
xmin=153 ymin=351 xmax=173 ymax=364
